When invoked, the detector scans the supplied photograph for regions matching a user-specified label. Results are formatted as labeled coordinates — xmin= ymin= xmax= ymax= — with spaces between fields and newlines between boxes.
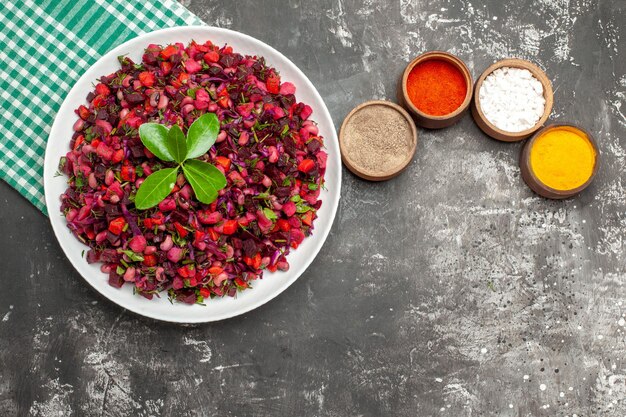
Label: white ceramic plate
xmin=44 ymin=26 xmax=341 ymax=323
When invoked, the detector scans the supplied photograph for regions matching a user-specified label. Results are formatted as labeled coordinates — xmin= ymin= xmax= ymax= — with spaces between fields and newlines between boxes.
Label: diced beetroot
xmin=108 ymin=271 xmax=124 ymax=288
xmin=195 ymin=88 xmax=210 ymax=103
xmin=126 ymin=116 xmax=143 ymax=129
xmin=288 ymin=216 xmax=301 ymax=229
xmin=282 ymin=201 xmax=296 ymax=217
xmin=59 ymin=40 xmax=325 ymax=305
xmin=279 ymin=82 xmax=296 ymax=95
xmin=96 ymin=142 xmax=114 ymax=161
xmin=158 ymin=197 xmax=177 ymax=212
xmin=128 ymin=235 xmax=147 ymax=253
xmin=236 ymin=103 xmax=254 ymax=117
xmin=194 ymin=99 xmax=208 ymax=110
xmin=300 ymin=104 xmax=313 ymax=120
xmin=198 ymin=210 xmax=222 ymax=225
xmin=290 ymin=228 xmax=305 ymax=245
xmin=86 ymin=250 xmax=100 ymax=264
xmin=316 ymin=151 xmax=327 ymax=169
xmin=271 ymin=107 xmax=285 ymax=120
xmin=256 ymin=210 xmax=273 ymax=234
xmin=108 ymin=181 xmax=124 ymax=198
xmin=185 ymin=59 xmax=202 ymax=74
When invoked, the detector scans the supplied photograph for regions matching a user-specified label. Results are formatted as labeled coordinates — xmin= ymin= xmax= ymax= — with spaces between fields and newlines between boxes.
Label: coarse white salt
xmin=479 ymin=67 xmax=546 ymax=132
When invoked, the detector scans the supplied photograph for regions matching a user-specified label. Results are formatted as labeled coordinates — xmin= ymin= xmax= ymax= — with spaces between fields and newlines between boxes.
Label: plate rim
xmin=43 ymin=25 xmax=341 ymax=323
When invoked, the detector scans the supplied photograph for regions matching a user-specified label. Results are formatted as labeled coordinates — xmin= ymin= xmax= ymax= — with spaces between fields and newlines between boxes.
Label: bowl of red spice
xmin=398 ymin=51 xmax=473 ymax=129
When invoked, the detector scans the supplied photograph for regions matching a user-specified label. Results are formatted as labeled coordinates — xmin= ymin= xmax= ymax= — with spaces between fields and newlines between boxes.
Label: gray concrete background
xmin=1 ymin=0 xmax=625 ymax=416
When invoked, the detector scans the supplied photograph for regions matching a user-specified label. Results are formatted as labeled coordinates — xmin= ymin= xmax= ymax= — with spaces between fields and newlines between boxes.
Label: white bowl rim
xmin=43 ymin=26 xmax=341 ymax=323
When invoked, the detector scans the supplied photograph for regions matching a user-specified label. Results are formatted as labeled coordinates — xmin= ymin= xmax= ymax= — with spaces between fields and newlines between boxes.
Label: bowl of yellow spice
xmin=520 ymin=124 xmax=599 ymax=199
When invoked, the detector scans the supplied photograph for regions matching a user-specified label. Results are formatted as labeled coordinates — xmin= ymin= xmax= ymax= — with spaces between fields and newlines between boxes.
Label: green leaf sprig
xmin=135 ymin=113 xmax=226 ymax=209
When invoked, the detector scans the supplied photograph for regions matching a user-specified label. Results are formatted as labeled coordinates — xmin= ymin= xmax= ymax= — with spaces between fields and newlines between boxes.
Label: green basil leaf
xmin=134 ymin=167 xmax=178 ymax=209
xmin=182 ymin=165 xmax=218 ymax=204
xmin=254 ymin=192 xmax=270 ymax=200
xmin=138 ymin=123 xmax=174 ymax=161
xmin=184 ymin=159 xmax=227 ymax=189
xmin=296 ymin=203 xmax=314 ymax=214
xmin=182 ymin=159 xmax=227 ymax=204
xmin=167 ymin=124 xmax=188 ymax=163
xmin=262 ymin=207 xmax=277 ymax=221
xmin=118 ymin=249 xmax=144 ymax=262
xmin=186 ymin=113 xmax=220 ymax=159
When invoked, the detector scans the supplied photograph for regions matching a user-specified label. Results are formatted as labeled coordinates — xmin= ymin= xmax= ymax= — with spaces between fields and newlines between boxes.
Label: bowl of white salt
xmin=471 ymin=58 xmax=554 ymax=142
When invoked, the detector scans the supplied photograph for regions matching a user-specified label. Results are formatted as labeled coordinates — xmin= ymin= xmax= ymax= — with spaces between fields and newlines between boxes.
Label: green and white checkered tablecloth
xmin=1 ymin=0 xmax=203 ymax=215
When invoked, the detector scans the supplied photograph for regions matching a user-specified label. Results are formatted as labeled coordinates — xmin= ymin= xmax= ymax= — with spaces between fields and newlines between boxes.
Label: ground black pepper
xmin=341 ymin=104 xmax=413 ymax=175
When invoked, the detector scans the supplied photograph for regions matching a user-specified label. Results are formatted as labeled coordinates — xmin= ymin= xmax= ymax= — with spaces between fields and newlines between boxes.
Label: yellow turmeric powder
xmin=530 ymin=126 xmax=596 ymax=191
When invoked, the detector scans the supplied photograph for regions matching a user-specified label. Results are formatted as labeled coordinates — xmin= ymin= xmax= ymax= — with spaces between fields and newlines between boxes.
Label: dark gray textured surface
xmin=1 ymin=0 xmax=625 ymax=416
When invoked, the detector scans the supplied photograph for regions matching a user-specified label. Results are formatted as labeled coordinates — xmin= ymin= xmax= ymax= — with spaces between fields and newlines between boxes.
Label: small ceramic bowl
xmin=472 ymin=58 xmax=554 ymax=142
xmin=339 ymin=100 xmax=418 ymax=181
xmin=397 ymin=51 xmax=473 ymax=129
xmin=519 ymin=124 xmax=599 ymax=199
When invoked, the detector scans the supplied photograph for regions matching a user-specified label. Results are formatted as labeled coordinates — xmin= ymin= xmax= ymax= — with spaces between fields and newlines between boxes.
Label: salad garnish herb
xmin=135 ymin=113 xmax=226 ymax=209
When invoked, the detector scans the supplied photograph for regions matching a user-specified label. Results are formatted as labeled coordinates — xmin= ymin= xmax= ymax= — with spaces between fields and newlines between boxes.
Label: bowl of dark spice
xmin=472 ymin=58 xmax=554 ymax=142
xmin=398 ymin=51 xmax=473 ymax=129
xmin=339 ymin=100 xmax=418 ymax=181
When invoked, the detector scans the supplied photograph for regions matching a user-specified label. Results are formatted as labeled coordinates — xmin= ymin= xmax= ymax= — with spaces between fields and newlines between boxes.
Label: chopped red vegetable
xmin=59 ymin=40 xmax=327 ymax=304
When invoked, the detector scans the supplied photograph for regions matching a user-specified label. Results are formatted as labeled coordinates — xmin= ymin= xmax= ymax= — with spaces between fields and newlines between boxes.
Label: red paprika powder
xmin=406 ymin=59 xmax=467 ymax=116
